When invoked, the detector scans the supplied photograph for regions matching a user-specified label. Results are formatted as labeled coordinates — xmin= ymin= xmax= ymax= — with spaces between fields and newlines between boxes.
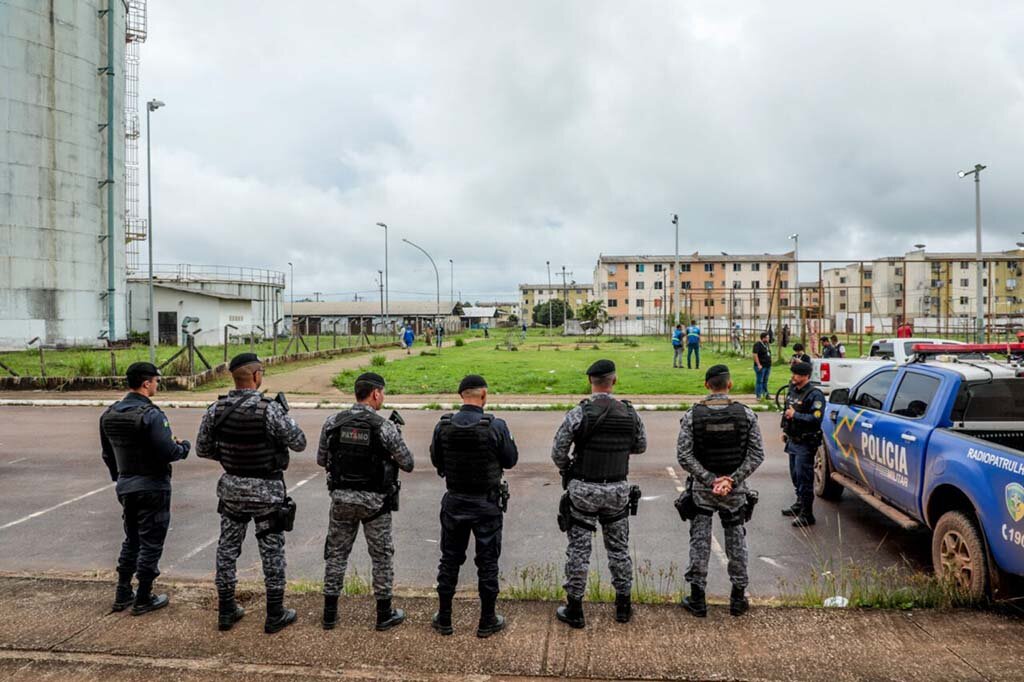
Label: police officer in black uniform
xmin=100 ymin=362 xmax=191 ymax=615
xmin=781 ymin=361 xmax=825 ymax=527
xmin=430 ymin=374 xmax=518 ymax=638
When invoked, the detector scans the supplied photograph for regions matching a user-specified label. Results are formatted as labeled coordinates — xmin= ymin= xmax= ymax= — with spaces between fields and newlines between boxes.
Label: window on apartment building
xmin=840 ymin=289 xmax=847 ymax=297
xmin=960 ymin=278 xmax=969 ymax=287
xmin=751 ymin=281 xmax=760 ymax=289
xmin=705 ymin=298 xmax=714 ymax=307
xmin=781 ymin=281 xmax=789 ymax=289
xmin=895 ymin=267 xmax=903 ymax=276
xmin=607 ymin=282 xmax=617 ymax=290
xmin=839 ymin=276 xmax=847 ymax=284
xmin=608 ymin=265 xmax=617 ymax=274
xmin=863 ymin=301 xmax=871 ymax=310
xmin=636 ymin=264 xmax=645 ymax=272
xmin=654 ymin=263 xmax=664 ymax=272
xmin=840 ymin=303 xmax=847 ymax=310
xmin=636 ymin=299 xmax=644 ymax=308
xmin=864 ymin=271 xmax=872 ymax=280
xmin=780 ymin=298 xmax=789 ymax=306
xmin=959 ymin=296 xmax=969 ymax=305
xmin=752 ymin=298 xmax=760 ymax=307
xmin=703 ymin=263 xmax=714 ymax=272
xmin=780 ymin=263 xmax=789 ymax=271
xmin=984 ymin=296 xmax=989 ymax=304
xmin=608 ymin=299 xmax=618 ymax=308
xmin=682 ymin=281 xmax=691 ymax=290
xmin=704 ymin=281 xmax=713 ymax=289
xmin=635 ymin=281 xmax=645 ymax=289
xmin=654 ymin=281 xmax=663 ymax=290
xmin=960 ymin=261 xmax=970 ymax=269
xmin=751 ymin=263 xmax=761 ymax=272
xmin=863 ymin=286 xmax=870 ymax=295
xmin=732 ymin=263 xmax=742 ymax=272
xmin=896 ymin=299 xmax=903 ymax=307
xmin=681 ymin=263 xmax=691 ymax=272
xmin=732 ymin=281 xmax=741 ymax=289
xmin=983 ymin=278 xmax=988 ymax=287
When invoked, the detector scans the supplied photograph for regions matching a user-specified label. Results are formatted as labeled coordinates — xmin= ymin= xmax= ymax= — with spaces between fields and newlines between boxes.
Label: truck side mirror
xmin=829 ymin=388 xmax=850 ymax=406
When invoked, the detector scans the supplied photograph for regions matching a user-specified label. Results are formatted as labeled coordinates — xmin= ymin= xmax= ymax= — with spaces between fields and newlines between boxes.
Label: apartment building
xmin=904 ymin=249 xmax=1024 ymax=320
xmin=519 ymin=283 xmax=594 ymax=319
xmin=592 ymin=253 xmax=795 ymax=321
xmin=822 ymin=263 xmax=873 ymax=316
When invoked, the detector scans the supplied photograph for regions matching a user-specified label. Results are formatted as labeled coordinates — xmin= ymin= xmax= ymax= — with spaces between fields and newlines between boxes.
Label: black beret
xmin=355 ymin=372 xmax=386 ymax=388
xmin=229 ymin=353 xmax=261 ymax=371
xmin=704 ymin=364 xmax=730 ymax=381
xmin=586 ymin=359 xmax=616 ymax=377
xmin=791 ymin=361 xmax=813 ymax=376
xmin=458 ymin=374 xmax=488 ymax=393
xmin=126 ymin=361 xmax=161 ymax=380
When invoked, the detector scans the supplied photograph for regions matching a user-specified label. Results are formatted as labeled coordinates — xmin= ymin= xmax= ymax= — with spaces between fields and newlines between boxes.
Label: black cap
xmin=705 ymin=364 xmax=730 ymax=381
xmin=458 ymin=374 xmax=488 ymax=393
xmin=229 ymin=353 xmax=261 ymax=372
xmin=126 ymin=361 xmax=161 ymax=381
xmin=355 ymin=372 xmax=386 ymax=389
xmin=791 ymin=361 xmax=813 ymax=376
xmin=586 ymin=359 xmax=616 ymax=377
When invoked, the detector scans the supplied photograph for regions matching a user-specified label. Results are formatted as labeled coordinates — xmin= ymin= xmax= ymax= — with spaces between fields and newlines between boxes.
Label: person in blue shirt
xmin=402 ymin=324 xmax=415 ymax=355
xmin=671 ymin=325 xmax=684 ymax=368
xmin=686 ymin=320 xmax=702 ymax=369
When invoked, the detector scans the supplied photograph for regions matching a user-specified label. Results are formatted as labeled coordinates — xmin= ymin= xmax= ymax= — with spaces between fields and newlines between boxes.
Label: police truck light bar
xmin=911 ymin=343 xmax=1024 ymax=355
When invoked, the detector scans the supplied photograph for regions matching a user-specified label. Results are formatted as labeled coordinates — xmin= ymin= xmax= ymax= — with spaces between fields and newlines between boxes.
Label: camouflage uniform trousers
xmin=563 ymin=480 xmax=632 ymax=599
xmin=684 ymin=487 xmax=749 ymax=590
xmin=323 ymin=490 xmax=394 ymax=599
xmin=214 ymin=474 xmax=287 ymax=594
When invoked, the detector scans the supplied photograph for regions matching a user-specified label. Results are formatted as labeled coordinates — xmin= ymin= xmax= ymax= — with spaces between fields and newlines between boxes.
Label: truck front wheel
xmin=813 ymin=446 xmax=843 ymax=500
xmin=931 ymin=510 xmax=988 ymax=600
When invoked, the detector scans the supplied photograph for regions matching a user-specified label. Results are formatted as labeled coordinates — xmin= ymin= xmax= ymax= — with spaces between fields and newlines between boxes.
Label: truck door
xmin=870 ymin=369 xmax=940 ymax=513
xmin=831 ymin=369 xmax=898 ymax=487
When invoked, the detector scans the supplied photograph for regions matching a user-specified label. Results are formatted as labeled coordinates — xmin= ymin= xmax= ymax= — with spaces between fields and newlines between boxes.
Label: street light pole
xmin=145 ymin=99 xmax=164 ymax=362
xmin=449 ymin=258 xmax=454 ymax=308
xmin=958 ymin=164 xmax=987 ymax=342
xmin=403 ymin=238 xmax=441 ymax=353
xmin=672 ymin=214 xmax=680 ymax=326
xmin=288 ymin=261 xmax=294 ymax=335
xmin=546 ymin=260 xmax=552 ymax=331
xmin=376 ymin=222 xmax=389 ymax=332
xmin=789 ymin=233 xmax=800 ymax=341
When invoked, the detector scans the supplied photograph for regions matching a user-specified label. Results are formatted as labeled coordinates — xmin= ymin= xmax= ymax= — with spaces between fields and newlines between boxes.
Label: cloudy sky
xmin=141 ymin=1 xmax=1024 ymax=301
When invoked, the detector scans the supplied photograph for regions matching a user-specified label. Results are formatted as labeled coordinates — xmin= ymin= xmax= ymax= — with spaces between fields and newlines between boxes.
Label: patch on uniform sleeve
xmin=813 ymin=410 xmax=822 ymax=418
xmin=163 ymin=419 xmax=169 ymax=429
xmin=812 ymin=401 xmax=823 ymax=409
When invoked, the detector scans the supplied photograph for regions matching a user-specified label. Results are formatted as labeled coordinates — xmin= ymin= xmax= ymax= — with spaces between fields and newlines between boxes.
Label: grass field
xmin=0 ymin=334 xmax=392 ymax=378
xmin=333 ymin=334 xmax=793 ymax=395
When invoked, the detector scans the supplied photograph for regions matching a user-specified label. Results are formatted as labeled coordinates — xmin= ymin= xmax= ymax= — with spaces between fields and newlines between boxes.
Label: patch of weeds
xmin=287 ymin=571 xmax=370 ymax=597
xmin=502 ymin=558 xmax=683 ymax=605
xmin=502 ymin=564 xmax=565 ymax=601
xmin=371 ymin=354 xmax=387 ymax=367
xmin=419 ymin=350 xmax=437 ymax=357
xmin=421 ymin=402 xmax=444 ymax=410
xmin=72 ymin=354 xmax=102 ymax=377
xmin=455 ymin=338 xmax=466 ymax=347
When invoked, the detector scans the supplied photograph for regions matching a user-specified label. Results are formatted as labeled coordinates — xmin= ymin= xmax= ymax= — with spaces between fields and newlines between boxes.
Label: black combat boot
xmin=131 ymin=580 xmax=169 ymax=616
xmin=476 ymin=592 xmax=505 ymax=638
xmin=375 ymin=598 xmax=405 ymax=631
xmin=432 ymin=594 xmax=454 ymax=636
xmin=218 ymin=590 xmax=245 ymax=631
xmin=729 ymin=585 xmax=750 ymax=616
xmin=781 ymin=502 xmax=802 ymax=517
xmin=791 ymin=510 xmax=816 ymax=527
xmin=322 ymin=594 xmax=339 ymax=630
xmin=112 ymin=572 xmax=135 ymax=612
xmin=556 ymin=597 xmax=585 ymax=629
xmin=264 ymin=589 xmax=297 ymax=634
xmin=615 ymin=593 xmax=632 ymax=623
xmin=680 ymin=584 xmax=707 ymax=618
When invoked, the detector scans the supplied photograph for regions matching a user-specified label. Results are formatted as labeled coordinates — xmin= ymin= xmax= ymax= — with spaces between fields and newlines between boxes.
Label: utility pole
xmin=378 ymin=270 xmax=384 ymax=325
xmin=958 ymin=164 xmax=987 ymax=342
xmin=313 ymin=291 xmax=322 ymax=302
xmin=546 ymin=261 xmax=552 ymax=331
xmin=559 ymin=266 xmax=573 ymax=334
xmin=145 ymin=99 xmax=164 ymax=362
xmin=449 ymin=259 xmax=454 ymax=309
xmin=672 ymin=214 xmax=681 ymax=326
xmin=376 ymin=222 xmax=389 ymax=331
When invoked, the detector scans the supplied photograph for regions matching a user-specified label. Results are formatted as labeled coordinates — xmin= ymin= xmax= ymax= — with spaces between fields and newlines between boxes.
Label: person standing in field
xmin=686 ymin=319 xmax=702 ymax=369
xmin=672 ymin=325 xmax=684 ymax=368
xmin=402 ymin=324 xmax=414 ymax=355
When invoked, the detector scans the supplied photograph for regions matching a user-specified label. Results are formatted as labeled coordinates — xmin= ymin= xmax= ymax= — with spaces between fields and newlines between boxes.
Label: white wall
xmin=128 ymin=284 xmax=254 ymax=346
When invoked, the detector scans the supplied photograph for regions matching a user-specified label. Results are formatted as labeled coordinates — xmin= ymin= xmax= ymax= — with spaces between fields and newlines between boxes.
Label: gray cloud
xmin=139 ymin=1 xmax=1024 ymax=300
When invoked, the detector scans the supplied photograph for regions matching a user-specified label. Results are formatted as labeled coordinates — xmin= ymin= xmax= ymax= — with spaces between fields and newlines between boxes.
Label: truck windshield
xmin=871 ymin=342 xmax=894 ymax=359
xmin=953 ymin=380 xmax=1024 ymax=422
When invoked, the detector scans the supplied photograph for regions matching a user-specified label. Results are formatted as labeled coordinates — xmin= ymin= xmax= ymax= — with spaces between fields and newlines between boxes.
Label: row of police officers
xmin=100 ymin=353 xmax=823 ymax=635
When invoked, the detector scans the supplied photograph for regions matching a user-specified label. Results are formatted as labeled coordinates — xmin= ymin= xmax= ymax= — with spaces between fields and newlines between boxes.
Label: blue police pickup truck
xmin=816 ymin=346 xmax=1024 ymax=598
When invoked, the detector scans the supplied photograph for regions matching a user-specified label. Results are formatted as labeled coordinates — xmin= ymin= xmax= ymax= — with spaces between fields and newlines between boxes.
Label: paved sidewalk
xmin=0 ymin=575 xmax=1019 ymax=681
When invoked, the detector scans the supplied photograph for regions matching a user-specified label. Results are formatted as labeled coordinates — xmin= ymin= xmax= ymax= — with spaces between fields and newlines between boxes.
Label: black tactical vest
xmin=784 ymin=385 xmax=825 ymax=444
xmin=101 ymin=401 xmax=169 ymax=477
xmin=438 ymin=413 xmax=503 ymax=495
xmin=691 ymin=400 xmax=749 ymax=475
xmin=570 ymin=397 xmax=637 ymax=483
xmin=212 ymin=396 xmax=288 ymax=479
xmin=326 ymin=410 xmax=394 ymax=492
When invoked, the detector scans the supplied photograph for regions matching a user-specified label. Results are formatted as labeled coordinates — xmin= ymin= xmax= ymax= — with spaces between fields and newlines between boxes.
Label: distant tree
xmin=452 ymin=302 xmax=465 ymax=316
xmin=577 ymin=300 xmax=607 ymax=324
xmin=508 ymin=313 xmax=519 ymax=324
xmin=532 ymin=300 xmax=574 ymax=326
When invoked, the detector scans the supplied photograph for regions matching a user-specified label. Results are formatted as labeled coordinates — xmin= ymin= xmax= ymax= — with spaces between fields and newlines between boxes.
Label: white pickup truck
xmin=811 ymin=337 xmax=965 ymax=394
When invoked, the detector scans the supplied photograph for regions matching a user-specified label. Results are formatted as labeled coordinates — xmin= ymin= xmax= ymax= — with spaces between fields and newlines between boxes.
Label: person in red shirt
xmin=896 ymin=320 xmax=913 ymax=339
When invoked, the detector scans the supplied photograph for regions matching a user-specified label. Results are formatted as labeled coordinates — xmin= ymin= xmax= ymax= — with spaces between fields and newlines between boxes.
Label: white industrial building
xmin=286 ymin=301 xmax=460 ymax=336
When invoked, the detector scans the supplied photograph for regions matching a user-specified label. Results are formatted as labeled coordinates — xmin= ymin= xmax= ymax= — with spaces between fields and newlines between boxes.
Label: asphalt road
xmin=0 ymin=406 xmax=933 ymax=598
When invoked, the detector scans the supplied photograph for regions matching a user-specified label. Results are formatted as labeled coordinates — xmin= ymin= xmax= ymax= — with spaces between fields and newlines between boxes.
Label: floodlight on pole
xmin=144 ymin=99 xmax=164 ymax=363
xmin=672 ymin=214 xmax=680 ymax=327
xmin=957 ymin=163 xmax=987 ymax=342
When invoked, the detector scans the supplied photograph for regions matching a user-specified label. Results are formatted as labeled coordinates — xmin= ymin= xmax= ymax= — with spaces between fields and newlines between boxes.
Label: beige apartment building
xmin=519 ymin=283 xmax=594 ymax=321
xmin=592 ymin=253 xmax=795 ymax=322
